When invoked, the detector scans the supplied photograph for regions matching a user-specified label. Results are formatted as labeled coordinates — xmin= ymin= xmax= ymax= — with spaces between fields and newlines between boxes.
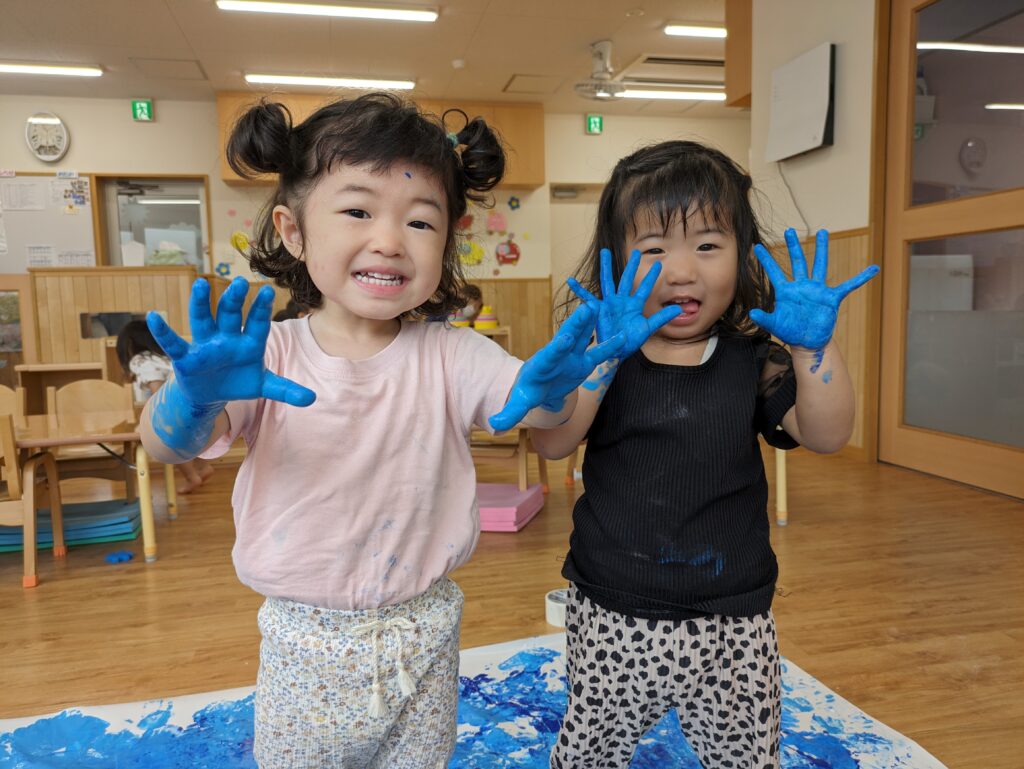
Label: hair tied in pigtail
xmin=441 ymin=107 xmax=470 ymax=150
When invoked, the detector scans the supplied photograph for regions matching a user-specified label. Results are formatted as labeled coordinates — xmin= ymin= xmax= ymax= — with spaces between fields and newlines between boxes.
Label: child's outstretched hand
xmin=567 ymin=248 xmax=681 ymax=357
xmin=489 ymin=303 xmax=622 ymax=432
xmin=750 ymin=228 xmax=880 ymax=350
xmin=147 ymin=276 xmax=316 ymax=407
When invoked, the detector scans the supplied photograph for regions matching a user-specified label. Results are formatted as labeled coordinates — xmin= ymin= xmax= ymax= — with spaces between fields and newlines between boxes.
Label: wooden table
xmin=14 ymin=414 xmax=159 ymax=562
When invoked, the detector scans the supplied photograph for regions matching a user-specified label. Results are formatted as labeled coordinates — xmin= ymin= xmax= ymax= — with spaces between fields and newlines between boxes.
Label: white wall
xmin=750 ymin=0 xmax=876 ymax=236
xmin=0 ymin=94 xmax=263 ymax=278
xmin=1 ymin=93 xmax=752 ymax=289
xmin=545 ymin=112 xmax=752 ymax=288
xmin=545 ymin=113 xmax=752 ymax=185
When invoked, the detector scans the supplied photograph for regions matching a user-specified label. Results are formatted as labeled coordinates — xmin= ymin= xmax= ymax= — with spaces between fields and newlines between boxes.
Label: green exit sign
xmin=132 ymin=99 xmax=154 ymax=122
xmin=585 ymin=114 xmax=603 ymax=135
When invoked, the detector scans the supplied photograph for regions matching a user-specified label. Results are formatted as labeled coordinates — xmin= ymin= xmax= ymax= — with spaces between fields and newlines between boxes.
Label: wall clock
xmin=25 ymin=112 xmax=69 ymax=162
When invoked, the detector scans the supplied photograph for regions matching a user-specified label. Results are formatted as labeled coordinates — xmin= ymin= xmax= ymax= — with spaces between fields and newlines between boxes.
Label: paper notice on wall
xmin=1 ymin=181 xmax=44 ymax=211
xmin=26 ymin=244 xmax=56 ymax=267
xmin=51 ymin=178 xmax=90 ymax=207
xmin=57 ymin=250 xmax=95 ymax=267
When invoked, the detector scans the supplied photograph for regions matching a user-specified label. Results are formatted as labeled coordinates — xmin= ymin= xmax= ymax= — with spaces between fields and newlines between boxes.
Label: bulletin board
xmin=0 ymin=174 xmax=97 ymax=273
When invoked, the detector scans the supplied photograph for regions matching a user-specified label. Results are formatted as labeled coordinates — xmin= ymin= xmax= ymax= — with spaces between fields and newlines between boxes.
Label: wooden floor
xmin=1 ymin=448 xmax=1021 ymax=768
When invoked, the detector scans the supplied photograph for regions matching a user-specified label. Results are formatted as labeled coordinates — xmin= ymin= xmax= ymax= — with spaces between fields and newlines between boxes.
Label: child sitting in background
xmin=116 ymin=320 xmax=214 ymax=494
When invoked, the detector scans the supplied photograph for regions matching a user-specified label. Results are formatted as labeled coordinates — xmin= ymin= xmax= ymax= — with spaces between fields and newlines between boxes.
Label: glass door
xmin=880 ymin=0 xmax=1024 ymax=497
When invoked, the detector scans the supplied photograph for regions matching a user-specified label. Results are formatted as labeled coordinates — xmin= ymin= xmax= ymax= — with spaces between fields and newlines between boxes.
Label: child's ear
xmin=273 ymin=205 xmax=304 ymax=259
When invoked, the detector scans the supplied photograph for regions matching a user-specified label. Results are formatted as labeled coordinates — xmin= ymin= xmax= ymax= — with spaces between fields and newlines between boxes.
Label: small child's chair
xmin=0 ymin=405 xmax=65 ymax=588
xmin=45 ymin=380 xmax=138 ymax=499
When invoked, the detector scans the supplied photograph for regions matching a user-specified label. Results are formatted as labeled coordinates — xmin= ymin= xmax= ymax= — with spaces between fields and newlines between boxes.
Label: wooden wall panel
xmin=29 ymin=267 xmax=199 ymax=363
xmin=474 ymin=278 xmax=552 ymax=360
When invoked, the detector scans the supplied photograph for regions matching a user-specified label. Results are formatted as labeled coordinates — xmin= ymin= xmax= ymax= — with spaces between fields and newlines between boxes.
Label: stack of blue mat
xmin=0 ymin=499 xmax=141 ymax=552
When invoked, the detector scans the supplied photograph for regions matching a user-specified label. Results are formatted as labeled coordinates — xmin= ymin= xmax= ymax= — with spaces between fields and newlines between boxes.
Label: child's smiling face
xmin=274 ymin=161 xmax=449 ymax=323
xmin=625 ymin=204 xmax=739 ymax=343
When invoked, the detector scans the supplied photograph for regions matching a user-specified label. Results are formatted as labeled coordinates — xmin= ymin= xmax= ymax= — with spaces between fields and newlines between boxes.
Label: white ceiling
xmin=0 ymin=0 xmax=747 ymax=119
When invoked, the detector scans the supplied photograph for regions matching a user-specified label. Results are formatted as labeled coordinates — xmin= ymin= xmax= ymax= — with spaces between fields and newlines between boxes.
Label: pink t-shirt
xmin=202 ymin=317 xmax=522 ymax=610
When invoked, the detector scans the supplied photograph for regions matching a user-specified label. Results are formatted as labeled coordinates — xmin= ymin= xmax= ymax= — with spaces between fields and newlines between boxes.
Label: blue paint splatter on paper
xmin=1 ymin=696 xmax=256 ymax=768
xmin=0 ymin=642 xmax=943 ymax=769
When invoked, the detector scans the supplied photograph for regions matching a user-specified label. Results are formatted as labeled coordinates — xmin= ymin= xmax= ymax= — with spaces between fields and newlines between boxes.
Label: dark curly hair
xmin=226 ymin=92 xmax=506 ymax=318
xmin=560 ymin=140 xmax=773 ymax=338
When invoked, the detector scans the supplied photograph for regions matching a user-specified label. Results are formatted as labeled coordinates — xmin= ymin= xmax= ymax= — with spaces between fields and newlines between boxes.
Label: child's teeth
xmin=356 ymin=272 xmax=402 ymax=286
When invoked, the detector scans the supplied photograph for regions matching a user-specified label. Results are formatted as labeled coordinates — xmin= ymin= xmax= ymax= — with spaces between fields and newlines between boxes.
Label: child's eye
xmin=409 ymin=220 xmax=435 ymax=231
xmin=696 ymin=243 xmax=719 ymax=252
xmin=644 ymin=247 xmax=665 ymax=256
xmin=343 ymin=209 xmax=369 ymax=219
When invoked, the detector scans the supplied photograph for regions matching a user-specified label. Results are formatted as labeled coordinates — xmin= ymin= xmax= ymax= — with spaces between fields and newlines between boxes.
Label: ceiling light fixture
xmin=217 ymin=1 xmax=437 ymax=22
xmin=664 ymin=24 xmax=727 ymax=39
xmin=245 ymin=73 xmax=415 ymax=89
xmin=137 ymin=199 xmax=202 ymax=205
xmin=917 ymin=41 xmax=1024 ymax=54
xmin=619 ymin=89 xmax=726 ymax=101
xmin=985 ymin=103 xmax=1024 ymax=110
xmin=0 ymin=63 xmax=102 ymax=77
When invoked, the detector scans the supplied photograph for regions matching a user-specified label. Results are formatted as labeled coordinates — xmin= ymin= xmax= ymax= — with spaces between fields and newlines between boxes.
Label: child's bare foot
xmin=177 ymin=477 xmax=203 ymax=495
xmin=197 ymin=462 xmax=214 ymax=482
xmin=177 ymin=462 xmax=205 ymax=494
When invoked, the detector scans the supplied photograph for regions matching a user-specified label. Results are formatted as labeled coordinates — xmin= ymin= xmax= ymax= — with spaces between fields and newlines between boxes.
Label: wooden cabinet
xmin=216 ymin=93 xmax=545 ymax=188
xmin=725 ymin=0 xmax=752 ymax=108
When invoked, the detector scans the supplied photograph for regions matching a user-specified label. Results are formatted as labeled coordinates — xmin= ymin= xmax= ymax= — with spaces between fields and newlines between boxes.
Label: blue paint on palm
xmin=750 ymin=229 xmax=880 ymax=351
xmin=148 ymin=277 xmax=315 ymax=456
xmin=489 ymin=303 xmax=622 ymax=431
xmin=568 ymin=248 xmax=681 ymax=357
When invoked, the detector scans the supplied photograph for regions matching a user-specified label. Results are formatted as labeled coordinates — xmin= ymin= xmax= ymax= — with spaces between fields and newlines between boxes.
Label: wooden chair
xmin=0 ymin=385 xmax=27 ymax=428
xmin=46 ymin=381 xmax=138 ymax=499
xmin=0 ymin=413 xmax=64 ymax=587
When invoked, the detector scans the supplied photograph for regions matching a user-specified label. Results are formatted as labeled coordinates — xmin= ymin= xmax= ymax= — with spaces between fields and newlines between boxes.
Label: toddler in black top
xmin=532 ymin=140 xmax=879 ymax=769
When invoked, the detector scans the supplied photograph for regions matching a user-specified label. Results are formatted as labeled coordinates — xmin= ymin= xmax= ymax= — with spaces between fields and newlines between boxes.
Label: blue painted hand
xmin=750 ymin=229 xmax=880 ymax=351
xmin=147 ymin=277 xmax=315 ymax=456
xmin=567 ymin=248 xmax=681 ymax=357
xmin=488 ymin=303 xmax=623 ymax=432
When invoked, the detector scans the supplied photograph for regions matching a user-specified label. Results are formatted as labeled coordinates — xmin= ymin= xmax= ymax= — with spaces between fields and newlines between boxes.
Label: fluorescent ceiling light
xmin=137 ymin=199 xmax=201 ymax=205
xmin=216 ymin=1 xmax=437 ymax=22
xmin=619 ymin=89 xmax=726 ymax=101
xmin=917 ymin=41 xmax=1024 ymax=54
xmin=985 ymin=103 xmax=1024 ymax=110
xmin=664 ymin=24 xmax=727 ymax=39
xmin=245 ymin=73 xmax=415 ymax=89
xmin=0 ymin=63 xmax=102 ymax=77
xmin=27 ymin=116 xmax=64 ymax=125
